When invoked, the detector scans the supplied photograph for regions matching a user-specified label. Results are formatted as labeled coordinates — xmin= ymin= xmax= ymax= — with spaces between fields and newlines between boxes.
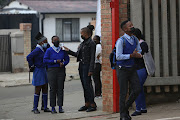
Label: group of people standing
xmin=26 ymin=19 xmax=149 ymax=120
xmin=26 ymin=25 xmax=102 ymax=114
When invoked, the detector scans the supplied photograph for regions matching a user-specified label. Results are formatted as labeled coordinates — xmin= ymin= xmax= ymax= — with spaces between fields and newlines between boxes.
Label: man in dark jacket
xmin=64 ymin=26 xmax=96 ymax=112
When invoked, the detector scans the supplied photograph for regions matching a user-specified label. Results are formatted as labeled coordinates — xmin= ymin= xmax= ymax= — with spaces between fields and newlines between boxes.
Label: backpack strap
xmin=121 ymin=36 xmax=126 ymax=48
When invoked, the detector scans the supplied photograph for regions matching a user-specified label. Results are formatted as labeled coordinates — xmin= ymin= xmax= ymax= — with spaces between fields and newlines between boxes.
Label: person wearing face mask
xmin=43 ymin=36 xmax=69 ymax=114
xmin=63 ymin=26 xmax=96 ymax=112
xmin=92 ymin=35 xmax=102 ymax=98
xmin=116 ymin=20 xmax=142 ymax=120
xmin=27 ymin=32 xmax=51 ymax=114
xmin=131 ymin=28 xmax=148 ymax=116
xmin=31 ymin=40 xmax=51 ymax=112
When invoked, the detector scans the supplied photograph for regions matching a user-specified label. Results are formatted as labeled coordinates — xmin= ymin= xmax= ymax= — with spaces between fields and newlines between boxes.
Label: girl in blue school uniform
xmin=27 ymin=32 xmax=51 ymax=114
xmin=132 ymin=28 xmax=149 ymax=116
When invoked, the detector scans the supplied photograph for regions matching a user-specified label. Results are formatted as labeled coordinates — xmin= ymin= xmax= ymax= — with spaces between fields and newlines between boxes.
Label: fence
xmin=0 ymin=34 xmax=12 ymax=72
xmin=131 ymin=0 xmax=180 ymax=81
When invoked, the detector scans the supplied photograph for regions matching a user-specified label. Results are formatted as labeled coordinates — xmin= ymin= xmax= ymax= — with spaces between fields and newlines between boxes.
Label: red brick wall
xmin=119 ymin=0 xmax=129 ymax=36
xmin=101 ymin=0 xmax=113 ymax=112
xmin=101 ymin=0 xmax=129 ymax=112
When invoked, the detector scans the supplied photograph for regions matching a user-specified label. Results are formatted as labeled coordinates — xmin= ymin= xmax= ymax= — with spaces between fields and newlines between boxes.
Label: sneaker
xmin=95 ymin=95 xmax=102 ymax=99
xmin=98 ymin=95 xmax=102 ymax=99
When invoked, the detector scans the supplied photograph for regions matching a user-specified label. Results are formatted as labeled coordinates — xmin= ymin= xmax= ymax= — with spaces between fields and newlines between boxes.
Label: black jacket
xmin=68 ymin=37 xmax=96 ymax=72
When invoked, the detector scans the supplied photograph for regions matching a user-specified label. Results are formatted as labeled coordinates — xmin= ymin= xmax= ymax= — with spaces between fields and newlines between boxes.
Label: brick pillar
xmin=101 ymin=0 xmax=113 ymax=112
xmin=101 ymin=0 xmax=129 ymax=113
xmin=20 ymin=23 xmax=32 ymax=70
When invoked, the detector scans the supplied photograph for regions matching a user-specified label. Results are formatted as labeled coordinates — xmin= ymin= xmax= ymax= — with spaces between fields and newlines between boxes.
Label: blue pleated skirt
xmin=32 ymin=67 xmax=48 ymax=86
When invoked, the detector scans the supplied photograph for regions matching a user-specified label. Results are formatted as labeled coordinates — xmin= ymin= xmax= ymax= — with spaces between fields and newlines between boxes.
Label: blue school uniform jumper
xmin=27 ymin=45 xmax=48 ymax=86
xmin=27 ymin=44 xmax=49 ymax=112
xmin=44 ymin=46 xmax=69 ymax=112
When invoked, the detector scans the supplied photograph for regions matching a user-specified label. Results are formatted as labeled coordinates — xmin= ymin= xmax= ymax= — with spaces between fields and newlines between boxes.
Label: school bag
xmin=143 ymin=47 xmax=156 ymax=76
xmin=109 ymin=36 xmax=138 ymax=69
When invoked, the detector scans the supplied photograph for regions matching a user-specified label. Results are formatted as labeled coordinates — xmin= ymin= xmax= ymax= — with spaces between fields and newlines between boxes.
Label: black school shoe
xmin=78 ymin=106 xmax=88 ymax=111
xmin=31 ymin=109 xmax=34 ymax=112
xmin=59 ymin=109 xmax=64 ymax=113
xmin=86 ymin=106 xmax=97 ymax=112
xmin=141 ymin=109 xmax=147 ymax=113
xmin=51 ymin=109 xmax=57 ymax=114
xmin=126 ymin=111 xmax=132 ymax=120
xmin=44 ymin=108 xmax=51 ymax=112
xmin=131 ymin=111 xmax=142 ymax=116
xmin=120 ymin=117 xmax=130 ymax=120
xmin=34 ymin=109 xmax=40 ymax=114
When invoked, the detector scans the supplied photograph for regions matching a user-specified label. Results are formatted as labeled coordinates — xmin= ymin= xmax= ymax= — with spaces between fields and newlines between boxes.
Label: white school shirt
xmin=95 ymin=44 xmax=102 ymax=64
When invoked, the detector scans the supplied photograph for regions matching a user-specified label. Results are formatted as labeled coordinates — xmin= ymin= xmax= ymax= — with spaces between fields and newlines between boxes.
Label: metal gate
xmin=130 ymin=0 xmax=180 ymax=77
xmin=0 ymin=35 xmax=12 ymax=72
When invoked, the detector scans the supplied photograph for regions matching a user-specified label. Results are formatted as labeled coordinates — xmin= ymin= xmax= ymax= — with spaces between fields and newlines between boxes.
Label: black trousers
xmin=93 ymin=63 xmax=102 ymax=96
xmin=47 ymin=67 xmax=65 ymax=107
xmin=79 ymin=62 xmax=95 ymax=105
xmin=116 ymin=65 xmax=141 ymax=118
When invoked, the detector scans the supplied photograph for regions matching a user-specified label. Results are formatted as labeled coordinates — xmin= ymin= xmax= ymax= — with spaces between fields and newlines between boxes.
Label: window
xmin=56 ymin=18 xmax=80 ymax=42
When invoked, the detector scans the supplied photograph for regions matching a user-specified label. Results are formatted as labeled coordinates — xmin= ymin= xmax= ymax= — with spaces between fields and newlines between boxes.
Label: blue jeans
xmin=135 ymin=68 xmax=147 ymax=111
xmin=79 ymin=62 xmax=95 ymax=105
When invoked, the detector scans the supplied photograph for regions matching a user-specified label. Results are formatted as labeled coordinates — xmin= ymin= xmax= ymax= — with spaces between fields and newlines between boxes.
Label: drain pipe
xmin=110 ymin=0 xmax=120 ymax=113
xmin=41 ymin=14 xmax=45 ymax=35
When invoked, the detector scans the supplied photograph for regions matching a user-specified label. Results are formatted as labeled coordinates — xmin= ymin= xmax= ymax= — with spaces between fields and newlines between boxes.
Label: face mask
xmin=81 ymin=35 xmax=86 ymax=40
xmin=42 ymin=43 xmax=47 ymax=48
xmin=130 ymin=27 xmax=135 ymax=33
xmin=53 ymin=41 xmax=60 ymax=47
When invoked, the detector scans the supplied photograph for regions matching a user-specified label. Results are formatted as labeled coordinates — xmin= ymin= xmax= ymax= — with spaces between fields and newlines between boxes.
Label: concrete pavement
xmin=0 ymin=80 xmax=108 ymax=120
xmin=0 ymin=56 xmax=180 ymax=120
xmin=0 ymin=80 xmax=180 ymax=120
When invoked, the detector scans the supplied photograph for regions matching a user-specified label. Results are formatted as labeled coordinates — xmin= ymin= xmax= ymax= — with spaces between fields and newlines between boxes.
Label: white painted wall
xmin=4 ymin=1 xmax=28 ymax=9
xmin=2 ymin=1 xmax=37 ymax=14
xmin=41 ymin=14 xmax=96 ymax=51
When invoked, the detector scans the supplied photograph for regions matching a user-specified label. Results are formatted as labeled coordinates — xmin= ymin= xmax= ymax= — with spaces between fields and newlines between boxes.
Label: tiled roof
xmin=17 ymin=0 xmax=97 ymax=13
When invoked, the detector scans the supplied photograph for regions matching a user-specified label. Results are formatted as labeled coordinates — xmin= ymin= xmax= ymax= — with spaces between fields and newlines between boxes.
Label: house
xmin=0 ymin=0 xmax=97 ymax=51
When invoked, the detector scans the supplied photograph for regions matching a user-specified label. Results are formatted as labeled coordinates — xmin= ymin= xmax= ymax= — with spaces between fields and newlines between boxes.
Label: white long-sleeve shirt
xmin=95 ymin=44 xmax=102 ymax=64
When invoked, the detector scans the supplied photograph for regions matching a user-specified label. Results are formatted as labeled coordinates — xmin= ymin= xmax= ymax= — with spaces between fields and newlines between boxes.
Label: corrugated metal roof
xmin=17 ymin=0 xmax=97 ymax=13
xmin=0 ymin=9 xmax=37 ymax=14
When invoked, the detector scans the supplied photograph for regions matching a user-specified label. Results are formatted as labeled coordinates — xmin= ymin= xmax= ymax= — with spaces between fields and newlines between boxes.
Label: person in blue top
xmin=116 ymin=20 xmax=142 ymax=120
xmin=44 ymin=36 xmax=69 ymax=114
xmin=131 ymin=28 xmax=149 ymax=116
xmin=26 ymin=32 xmax=51 ymax=114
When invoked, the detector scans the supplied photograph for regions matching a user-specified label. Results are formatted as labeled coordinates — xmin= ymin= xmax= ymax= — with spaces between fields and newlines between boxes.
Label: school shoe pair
xmin=33 ymin=94 xmax=51 ymax=114
xmin=131 ymin=109 xmax=147 ymax=116
xmin=32 ymin=108 xmax=51 ymax=112
xmin=51 ymin=107 xmax=64 ymax=114
xmin=78 ymin=106 xmax=97 ymax=112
